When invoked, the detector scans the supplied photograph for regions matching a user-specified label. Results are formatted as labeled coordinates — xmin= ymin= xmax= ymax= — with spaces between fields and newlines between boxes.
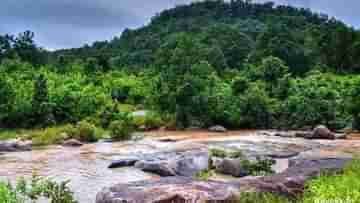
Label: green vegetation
xmin=0 ymin=0 xmax=360 ymax=140
xmin=240 ymin=157 xmax=275 ymax=176
xmin=194 ymin=169 xmax=215 ymax=181
xmin=237 ymin=158 xmax=360 ymax=203
xmin=0 ymin=175 xmax=77 ymax=203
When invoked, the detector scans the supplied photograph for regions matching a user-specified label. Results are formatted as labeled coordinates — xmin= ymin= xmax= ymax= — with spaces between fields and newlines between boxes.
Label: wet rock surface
xmin=62 ymin=139 xmax=83 ymax=147
xmin=96 ymin=158 xmax=350 ymax=203
xmin=0 ymin=140 xmax=32 ymax=152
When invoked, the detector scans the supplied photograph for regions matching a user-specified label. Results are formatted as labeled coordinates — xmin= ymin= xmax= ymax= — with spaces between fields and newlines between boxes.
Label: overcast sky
xmin=0 ymin=0 xmax=358 ymax=50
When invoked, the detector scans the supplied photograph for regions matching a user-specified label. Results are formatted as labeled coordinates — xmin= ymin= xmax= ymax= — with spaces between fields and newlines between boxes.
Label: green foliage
xmin=349 ymin=80 xmax=360 ymax=129
xmin=0 ymin=175 xmax=77 ymax=203
xmin=75 ymin=121 xmax=98 ymax=142
xmin=0 ymin=0 xmax=360 ymax=133
xmin=0 ymin=76 xmax=15 ymax=122
xmin=240 ymin=157 xmax=276 ymax=176
xmin=210 ymin=148 xmax=228 ymax=158
xmin=210 ymin=148 xmax=244 ymax=159
xmin=109 ymin=114 xmax=135 ymax=141
xmin=194 ymin=169 xmax=215 ymax=181
xmin=303 ymin=158 xmax=360 ymax=203
xmin=0 ymin=182 xmax=19 ymax=203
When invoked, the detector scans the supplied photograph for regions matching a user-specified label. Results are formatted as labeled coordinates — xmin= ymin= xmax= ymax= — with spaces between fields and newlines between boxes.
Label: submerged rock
xmin=108 ymin=159 xmax=139 ymax=169
xmin=135 ymin=160 xmax=177 ymax=176
xmin=0 ymin=140 xmax=32 ymax=152
xmin=96 ymin=158 xmax=350 ymax=203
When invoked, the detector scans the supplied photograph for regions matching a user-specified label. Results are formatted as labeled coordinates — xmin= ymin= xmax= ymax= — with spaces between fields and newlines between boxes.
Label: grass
xmin=0 ymin=129 xmax=28 ymax=140
xmin=237 ymin=158 xmax=360 ymax=203
xmin=0 ymin=182 xmax=19 ymax=203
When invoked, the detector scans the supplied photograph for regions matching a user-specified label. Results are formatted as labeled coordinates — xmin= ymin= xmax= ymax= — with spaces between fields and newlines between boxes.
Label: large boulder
xmin=96 ymin=158 xmax=350 ymax=203
xmin=134 ymin=150 xmax=209 ymax=177
xmin=96 ymin=177 xmax=240 ymax=203
xmin=312 ymin=125 xmax=335 ymax=139
xmin=0 ymin=140 xmax=32 ymax=152
xmin=135 ymin=160 xmax=177 ymax=177
xmin=208 ymin=125 xmax=227 ymax=133
xmin=214 ymin=158 xmax=249 ymax=177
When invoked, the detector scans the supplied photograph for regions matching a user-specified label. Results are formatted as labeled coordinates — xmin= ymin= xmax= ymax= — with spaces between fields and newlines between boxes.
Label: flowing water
xmin=0 ymin=140 xmax=164 ymax=203
xmin=1 ymin=131 xmax=357 ymax=203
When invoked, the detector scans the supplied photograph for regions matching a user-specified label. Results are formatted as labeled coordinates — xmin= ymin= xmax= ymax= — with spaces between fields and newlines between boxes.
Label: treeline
xmin=0 ymin=0 xmax=360 ymax=130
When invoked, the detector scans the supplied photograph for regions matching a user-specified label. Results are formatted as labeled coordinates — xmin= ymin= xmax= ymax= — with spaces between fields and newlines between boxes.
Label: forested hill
xmin=1 ymin=0 xmax=360 ymax=132
xmin=52 ymin=0 xmax=360 ymax=74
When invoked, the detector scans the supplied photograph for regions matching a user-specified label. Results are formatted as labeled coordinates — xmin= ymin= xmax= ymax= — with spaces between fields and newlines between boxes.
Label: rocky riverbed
xmin=1 ymin=130 xmax=359 ymax=203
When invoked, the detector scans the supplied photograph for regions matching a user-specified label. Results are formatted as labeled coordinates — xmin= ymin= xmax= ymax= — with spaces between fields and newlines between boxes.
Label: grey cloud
xmin=0 ymin=0 xmax=358 ymax=50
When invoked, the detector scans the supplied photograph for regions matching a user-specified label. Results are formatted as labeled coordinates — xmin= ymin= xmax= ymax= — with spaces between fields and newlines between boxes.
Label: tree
xmin=319 ymin=24 xmax=359 ymax=72
xmin=0 ymin=76 xmax=15 ymax=123
xmin=32 ymin=74 xmax=55 ymax=126
xmin=249 ymin=24 xmax=311 ymax=75
xmin=349 ymin=80 xmax=360 ymax=129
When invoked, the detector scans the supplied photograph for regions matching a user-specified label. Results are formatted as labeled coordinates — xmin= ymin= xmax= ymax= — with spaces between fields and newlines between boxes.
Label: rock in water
xmin=214 ymin=158 xmax=249 ymax=177
xmin=62 ymin=139 xmax=83 ymax=147
xmin=208 ymin=125 xmax=227 ymax=133
xmin=312 ymin=125 xmax=335 ymax=139
xmin=108 ymin=159 xmax=139 ymax=169
xmin=135 ymin=160 xmax=177 ymax=176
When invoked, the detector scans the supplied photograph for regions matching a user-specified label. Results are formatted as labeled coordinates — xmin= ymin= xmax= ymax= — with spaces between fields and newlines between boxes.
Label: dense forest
xmin=1 ymin=0 xmax=360 ymax=132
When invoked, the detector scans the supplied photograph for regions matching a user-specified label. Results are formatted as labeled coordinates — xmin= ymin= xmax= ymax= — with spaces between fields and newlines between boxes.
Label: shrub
xmin=6 ymin=175 xmax=78 ymax=203
xmin=210 ymin=148 xmax=228 ymax=158
xmin=109 ymin=119 xmax=135 ymax=141
xmin=144 ymin=112 xmax=163 ymax=130
xmin=31 ymin=125 xmax=73 ymax=146
xmin=75 ymin=121 xmax=98 ymax=142
xmin=240 ymin=157 xmax=275 ymax=176
xmin=0 ymin=182 xmax=19 ymax=203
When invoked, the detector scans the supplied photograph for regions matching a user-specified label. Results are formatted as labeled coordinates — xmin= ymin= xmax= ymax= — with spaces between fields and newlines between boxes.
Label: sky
xmin=0 ymin=0 xmax=359 ymax=50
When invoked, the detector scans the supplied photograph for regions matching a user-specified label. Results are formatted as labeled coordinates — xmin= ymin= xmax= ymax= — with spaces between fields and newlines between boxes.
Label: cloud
xmin=0 ymin=0 xmax=358 ymax=50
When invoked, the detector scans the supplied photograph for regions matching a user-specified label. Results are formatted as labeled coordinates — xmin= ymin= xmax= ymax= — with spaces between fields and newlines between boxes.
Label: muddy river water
xmin=1 ymin=130 xmax=359 ymax=203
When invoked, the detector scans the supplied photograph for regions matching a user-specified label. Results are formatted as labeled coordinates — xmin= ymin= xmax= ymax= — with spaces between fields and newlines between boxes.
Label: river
xmin=1 ymin=130 xmax=358 ymax=203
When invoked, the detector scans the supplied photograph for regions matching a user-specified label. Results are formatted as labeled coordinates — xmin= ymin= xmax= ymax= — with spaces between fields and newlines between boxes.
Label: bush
xmin=0 ymin=182 xmax=19 ymax=203
xmin=144 ymin=112 xmax=163 ymax=130
xmin=75 ymin=121 xmax=98 ymax=142
xmin=1 ymin=175 xmax=78 ymax=203
xmin=109 ymin=119 xmax=135 ymax=141
xmin=240 ymin=157 xmax=275 ymax=176
xmin=210 ymin=148 xmax=228 ymax=158
xmin=31 ymin=125 xmax=73 ymax=146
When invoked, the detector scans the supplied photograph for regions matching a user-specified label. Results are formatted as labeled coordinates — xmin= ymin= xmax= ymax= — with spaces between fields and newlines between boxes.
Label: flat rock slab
xmin=96 ymin=158 xmax=350 ymax=203
xmin=96 ymin=177 xmax=240 ymax=203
